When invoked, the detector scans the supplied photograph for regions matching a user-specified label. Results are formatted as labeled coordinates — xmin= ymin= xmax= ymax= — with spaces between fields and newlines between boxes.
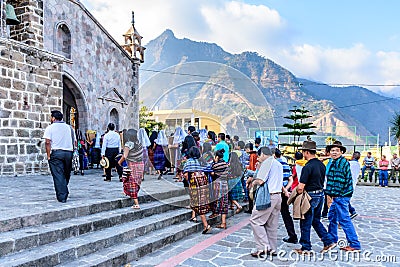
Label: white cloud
xmin=81 ymin=0 xmax=400 ymax=96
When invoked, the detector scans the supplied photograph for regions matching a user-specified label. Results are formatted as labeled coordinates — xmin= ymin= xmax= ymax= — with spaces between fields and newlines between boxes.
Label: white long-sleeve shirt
xmin=101 ymin=131 xmax=121 ymax=156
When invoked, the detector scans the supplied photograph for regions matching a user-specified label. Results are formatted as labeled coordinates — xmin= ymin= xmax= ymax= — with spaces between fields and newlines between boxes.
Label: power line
xmin=141 ymin=68 xmax=400 ymax=87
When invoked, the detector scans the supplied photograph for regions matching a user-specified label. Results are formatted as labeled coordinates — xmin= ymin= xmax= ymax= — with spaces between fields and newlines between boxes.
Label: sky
xmin=80 ymin=0 xmax=400 ymax=97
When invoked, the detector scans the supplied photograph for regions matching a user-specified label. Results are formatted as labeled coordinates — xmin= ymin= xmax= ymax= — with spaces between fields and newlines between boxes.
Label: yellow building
xmin=151 ymin=108 xmax=223 ymax=134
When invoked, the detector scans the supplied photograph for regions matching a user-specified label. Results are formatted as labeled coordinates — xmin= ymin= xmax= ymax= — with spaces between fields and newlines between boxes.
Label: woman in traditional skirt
xmin=183 ymin=146 xmax=212 ymax=234
xmin=227 ymin=152 xmax=244 ymax=214
xmin=117 ymin=129 xmax=144 ymax=209
xmin=138 ymin=128 xmax=151 ymax=178
xmin=154 ymin=130 xmax=168 ymax=179
xmin=210 ymin=148 xmax=229 ymax=229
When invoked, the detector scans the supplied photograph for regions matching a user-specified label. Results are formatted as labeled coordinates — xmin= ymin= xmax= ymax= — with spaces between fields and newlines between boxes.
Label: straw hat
xmin=99 ymin=157 xmax=109 ymax=168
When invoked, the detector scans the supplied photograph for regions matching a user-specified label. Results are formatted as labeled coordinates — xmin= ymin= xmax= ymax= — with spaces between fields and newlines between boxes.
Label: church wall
xmin=43 ymin=0 xmax=139 ymax=133
xmin=0 ymin=0 xmax=140 ymax=176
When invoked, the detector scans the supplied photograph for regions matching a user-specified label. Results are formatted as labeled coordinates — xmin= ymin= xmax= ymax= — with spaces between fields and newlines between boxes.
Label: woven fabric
xmin=188 ymin=171 xmax=210 ymax=215
xmin=213 ymin=179 xmax=229 ymax=214
xmin=122 ymin=161 xmax=144 ymax=198
xmin=228 ymin=176 xmax=244 ymax=201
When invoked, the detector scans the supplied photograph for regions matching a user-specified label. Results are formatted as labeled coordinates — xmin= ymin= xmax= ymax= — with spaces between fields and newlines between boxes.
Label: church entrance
xmin=62 ymin=75 xmax=88 ymax=131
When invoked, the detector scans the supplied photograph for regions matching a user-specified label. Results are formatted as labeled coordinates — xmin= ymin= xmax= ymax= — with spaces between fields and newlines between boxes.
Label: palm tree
xmin=390 ymin=112 xmax=400 ymax=154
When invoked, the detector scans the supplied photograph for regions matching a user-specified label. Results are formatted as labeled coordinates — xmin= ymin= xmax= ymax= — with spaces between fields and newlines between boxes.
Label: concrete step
xmin=0 ymin=187 xmax=187 ymax=233
xmin=58 ymin=205 xmax=249 ymax=267
xmin=0 ymin=195 xmax=189 ymax=258
xmin=58 ymin=220 xmax=203 ymax=267
xmin=0 ymin=208 xmax=193 ymax=267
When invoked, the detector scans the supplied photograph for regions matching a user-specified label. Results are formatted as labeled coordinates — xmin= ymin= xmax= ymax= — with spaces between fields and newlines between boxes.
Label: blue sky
xmin=80 ymin=0 xmax=400 ymax=96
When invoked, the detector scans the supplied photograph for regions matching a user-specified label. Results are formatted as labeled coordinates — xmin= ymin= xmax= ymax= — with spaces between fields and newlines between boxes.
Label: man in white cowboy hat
xmin=325 ymin=141 xmax=361 ymax=252
xmin=294 ymin=139 xmax=336 ymax=255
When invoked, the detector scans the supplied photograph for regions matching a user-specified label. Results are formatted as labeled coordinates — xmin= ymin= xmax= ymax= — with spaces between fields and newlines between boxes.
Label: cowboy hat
xmin=298 ymin=140 xmax=317 ymax=152
xmin=99 ymin=157 xmax=109 ymax=168
xmin=326 ymin=140 xmax=346 ymax=153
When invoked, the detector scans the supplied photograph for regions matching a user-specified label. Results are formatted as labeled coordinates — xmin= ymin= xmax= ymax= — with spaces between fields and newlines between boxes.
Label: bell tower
xmin=122 ymin=12 xmax=145 ymax=63
xmin=5 ymin=0 xmax=44 ymax=48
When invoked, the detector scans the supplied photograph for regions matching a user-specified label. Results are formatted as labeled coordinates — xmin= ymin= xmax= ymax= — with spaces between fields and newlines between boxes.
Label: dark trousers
xmin=281 ymin=193 xmax=297 ymax=239
xmin=105 ymin=147 xmax=122 ymax=180
xmin=299 ymin=192 xmax=333 ymax=251
xmin=48 ymin=150 xmax=73 ymax=202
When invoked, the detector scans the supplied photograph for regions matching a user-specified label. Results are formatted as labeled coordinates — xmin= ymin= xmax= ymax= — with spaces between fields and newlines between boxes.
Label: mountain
xmin=139 ymin=29 xmax=399 ymax=144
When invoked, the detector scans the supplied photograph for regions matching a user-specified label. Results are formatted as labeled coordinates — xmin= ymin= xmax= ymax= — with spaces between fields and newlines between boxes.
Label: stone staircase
xmin=0 ymin=186 xmax=246 ymax=266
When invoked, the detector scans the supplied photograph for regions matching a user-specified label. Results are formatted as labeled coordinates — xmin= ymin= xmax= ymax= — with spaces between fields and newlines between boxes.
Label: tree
xmin=279 ymin=106 xmax=316 ymax=151
xmin=390 ymin=112 xmax=400 ymax=154
xmin=139 ymin=102 xmax=165 ymax=133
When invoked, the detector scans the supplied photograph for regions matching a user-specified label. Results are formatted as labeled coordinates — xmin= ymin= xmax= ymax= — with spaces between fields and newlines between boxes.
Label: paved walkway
xmin=0 ymin=168 xmax=185 ymax=222
xmin=133 ymin=186 xmax=400 ymax=267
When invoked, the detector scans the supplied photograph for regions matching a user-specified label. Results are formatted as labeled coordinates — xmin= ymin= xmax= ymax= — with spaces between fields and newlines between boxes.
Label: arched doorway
xmin=63 ymin=75 xmax=88 ymax=131
xmin=110 ymin=108 xmax=119 ymax=131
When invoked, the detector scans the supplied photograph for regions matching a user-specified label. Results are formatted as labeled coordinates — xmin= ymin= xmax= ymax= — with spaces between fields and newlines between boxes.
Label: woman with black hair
xmin=210 ymin=148 xmax=229 ymax=229
xmin=183 ymin=146 xmax=212 ymax=234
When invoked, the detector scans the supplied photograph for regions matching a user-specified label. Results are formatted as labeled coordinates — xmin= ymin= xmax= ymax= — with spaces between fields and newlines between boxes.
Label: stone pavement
xmin=0 ymin=168 xmax=186 ymax=222
xmin=132 ymin=186 xmax=400 ymax=267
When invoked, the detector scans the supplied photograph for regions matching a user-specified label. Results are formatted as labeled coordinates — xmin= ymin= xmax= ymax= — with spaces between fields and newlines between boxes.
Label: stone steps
xmin=0 ymin=187 xmax=187 ymax=233
xmin=0 ymin=208 xmax=192 ymax=267
xmin=0 ymin=180 xmax=247 ymax=267
xmin=57 ymin=220 xmax=203 ymax=267
xmin=0 ymin=195 xmax=189 ymax=258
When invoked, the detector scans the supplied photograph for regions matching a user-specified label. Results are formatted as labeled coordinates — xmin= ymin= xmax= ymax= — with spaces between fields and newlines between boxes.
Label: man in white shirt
xmin=247 ymin=147 xmax=283 ymax=257
xmin=390 ymin=153 xmax=400 ymax=181
xmin=101 ymin=123 xmax=122 ymax=181
xmin=43 ymin=110 xmax=76 ymax=203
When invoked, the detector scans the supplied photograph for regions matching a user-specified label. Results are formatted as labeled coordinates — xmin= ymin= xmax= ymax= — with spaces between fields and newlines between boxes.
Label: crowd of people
xmin=46 ymin=111 xmax=396 ymax=257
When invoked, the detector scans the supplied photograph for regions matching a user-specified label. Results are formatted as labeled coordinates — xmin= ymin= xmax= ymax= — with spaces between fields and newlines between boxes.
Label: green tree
xmin=279 ymin=106 xmax=316 ymax=151
xmin=390 ymin=112 xmax=400 ymax=154
xmin=139 ymin=102 xmax=165 ymax=133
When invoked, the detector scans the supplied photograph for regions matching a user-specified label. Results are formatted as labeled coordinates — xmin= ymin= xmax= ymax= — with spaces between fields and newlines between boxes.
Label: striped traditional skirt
xmin=213 ymin=179 xmax=229 ymax=214
xmin=188 ymin=171 xmax=210 ymax=215
xmin=122 ymin=161 xmax=144 ymax=199
xmin=228 ymin=177 xmax=244 ymax=201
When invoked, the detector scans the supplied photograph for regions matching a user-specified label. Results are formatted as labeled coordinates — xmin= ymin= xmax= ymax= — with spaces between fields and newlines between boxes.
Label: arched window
xmin=110 ymin=108 xmax=119 ymax=131
xmin=56 ymin=23 xmax=71 ymax=59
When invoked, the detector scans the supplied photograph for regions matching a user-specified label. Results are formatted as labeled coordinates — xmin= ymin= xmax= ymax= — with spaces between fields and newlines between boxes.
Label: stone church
xmin=0 ymin=0 xmax=145 ymax=176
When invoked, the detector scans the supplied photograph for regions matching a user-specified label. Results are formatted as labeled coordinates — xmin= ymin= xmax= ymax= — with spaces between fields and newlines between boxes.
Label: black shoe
xmin=104 ymin=178 xmax=111 ymax=182
xmin=244 ymin=210 xmax=252 ymax=214
xmin=81 ymin=170 xmax=84 ymax=176
xmin=59 ymin=199 xmax=67 ymax=203
xmin=283 ymin=237 xmax=298 ymax=244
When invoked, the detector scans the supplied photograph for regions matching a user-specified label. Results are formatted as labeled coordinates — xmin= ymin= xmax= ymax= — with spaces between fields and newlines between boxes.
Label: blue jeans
xmin=361 ymin=166 xmax=375 ymax=181
xmin=328 ymin=197 xmax=361 ymax=249
xmin=300 ymin=192 xmax=333 ymax=251
xmin=379 ymin=170 xmax=388 ymax=186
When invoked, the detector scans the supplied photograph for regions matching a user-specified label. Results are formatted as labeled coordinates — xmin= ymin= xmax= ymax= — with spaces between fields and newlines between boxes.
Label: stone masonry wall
xmin=43 ymin=0 xmax=139 ymax=132
xmin=0 ymin=38 xmax=64 ymax=176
